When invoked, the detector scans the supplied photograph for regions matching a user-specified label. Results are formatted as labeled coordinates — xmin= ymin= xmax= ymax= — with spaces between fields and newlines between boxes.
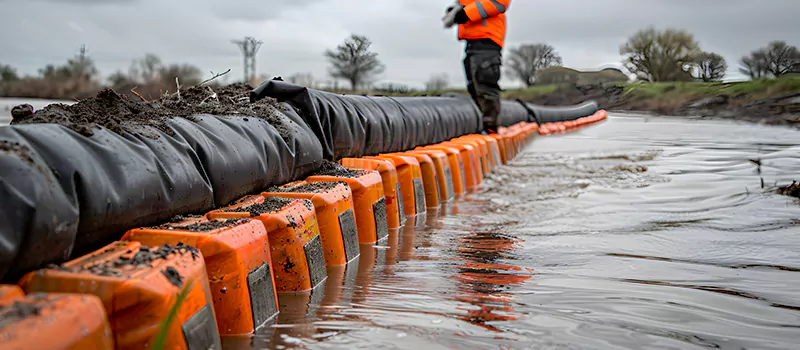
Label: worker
xmin=443 ymin=0 xmax=510 ymax=133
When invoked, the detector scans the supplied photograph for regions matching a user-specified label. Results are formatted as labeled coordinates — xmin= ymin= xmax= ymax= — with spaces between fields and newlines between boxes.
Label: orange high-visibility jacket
xmin=458 ymin=0 xmax=511 ymax=48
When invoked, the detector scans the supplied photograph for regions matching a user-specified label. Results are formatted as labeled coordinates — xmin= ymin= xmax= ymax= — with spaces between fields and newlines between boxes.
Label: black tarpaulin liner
xmin=167 ymin=112 xmax=323 ymax=207
xmin=251 ymin=80 xmax=483 ymax=158
xmin=498 ymin=100 xmax=600 ymax=126
xmin=0 ymin=127 xmax=78 ymax=283
xmin=527 ymin=101 xmax=599 ymax=124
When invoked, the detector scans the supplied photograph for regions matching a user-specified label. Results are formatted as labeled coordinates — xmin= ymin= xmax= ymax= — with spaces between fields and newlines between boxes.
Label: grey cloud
xmin=1 ymin=0 xmax=799 ymax=89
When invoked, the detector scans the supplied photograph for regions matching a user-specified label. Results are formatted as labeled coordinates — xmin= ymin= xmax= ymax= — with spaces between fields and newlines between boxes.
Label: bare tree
xmin=0 ymin=64 xmax=19 ymax=82
xmin=324 ymin=34 xmax=385 ymax=90
xmin=762 ymin=41 xmax=800 ymax=77
xmin=425 ymin=73 xmax=449 ymax=91
xmin=620 ymin=27 xmax=701 ymax=82
xmin=158 ymin=64 xmax=203 ymax=87
xmin=505 ymin=43 xmax=562 ymax=87
xmin=739 ymin=50 xmax=770 ymax=80
xmin=693 ymin=52 xmax=727 ymax=82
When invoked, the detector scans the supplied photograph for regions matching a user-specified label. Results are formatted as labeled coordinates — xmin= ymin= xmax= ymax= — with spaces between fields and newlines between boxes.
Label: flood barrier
xmin=0 ymin=78 xmax=606 ymax=347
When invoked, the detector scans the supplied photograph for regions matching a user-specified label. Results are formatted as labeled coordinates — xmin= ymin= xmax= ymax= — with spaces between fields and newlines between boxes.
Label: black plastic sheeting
xmin=498 ymin=99 xmax=600 ymax=126
xmin=0 ymin=108 xmax=323 ymax=283
xmin=1 ymin=80 xmax=600 ymax=282
xmin=251 ymin=80 xmax=483 ymax=160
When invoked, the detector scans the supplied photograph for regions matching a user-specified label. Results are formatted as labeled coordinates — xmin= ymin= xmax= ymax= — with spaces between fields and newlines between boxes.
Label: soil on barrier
xmin=313 ymin=160 xmax=368 ymax=178
xmin=778 ymin=181 xmax=800 ymax=198
xmin=0 ymin=301 xmax=42 ymax=327
xmin=9 ymin=84 xmax=298 ymax=142
xmin=152 ymin=217 xmax=251 ymax=232
xmin=222 ymin=196 xmax=295 ymax=217
xmin=268 ymin=181 xmax=345 ymax=194
xmin=47 ymin=243 xmax=199 ymax=278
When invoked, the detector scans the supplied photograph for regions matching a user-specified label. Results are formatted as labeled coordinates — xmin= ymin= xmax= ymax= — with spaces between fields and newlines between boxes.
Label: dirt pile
xmin=222 ymin=196 xmax=295 ymax=217
xmin=313 ymin=160 xmax=368 ymax=178
xmin=268 ymin=181 xmax=344 ymax=194
xmin=778 ymin=181 xmax=800 ymax=198
xmin=9 ymin=83 xmax=299 ymax=141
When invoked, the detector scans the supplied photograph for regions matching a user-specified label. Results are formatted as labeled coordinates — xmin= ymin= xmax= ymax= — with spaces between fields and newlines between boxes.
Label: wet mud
xmin=778 ymin=181 xmax=800 ymax=198
xmin=269 ymin=181 xmax=344 ymax=194
xmin=48 ymin=243 xmax=199 ymax=278
xmin=9 ymin=84 xmax=297 ymax=142
xmin=154 ymin=217 xmax=251 ymax=232
xmin=313 ymin=160 xmax=368 ymax=178
xmin=222 ymin=196 xmax=295 ymax=217
xmin=0 ymin=301 xmax=42 ymax=329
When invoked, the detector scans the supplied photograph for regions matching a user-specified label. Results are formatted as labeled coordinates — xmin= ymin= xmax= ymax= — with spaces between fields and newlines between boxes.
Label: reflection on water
xmin=234 ymin=115 xmax=800 ymax=349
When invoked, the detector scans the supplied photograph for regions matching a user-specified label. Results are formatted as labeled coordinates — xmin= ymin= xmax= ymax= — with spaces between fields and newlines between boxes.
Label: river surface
xmin=1 ymin=99 xmax=798 ymax=349
xmin=245 ymin=114 xmax=800 ymax=350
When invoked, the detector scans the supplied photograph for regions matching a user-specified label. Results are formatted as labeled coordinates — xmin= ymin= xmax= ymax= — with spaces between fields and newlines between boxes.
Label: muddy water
xmin=240 ymin=114 xmax=800 ymax=350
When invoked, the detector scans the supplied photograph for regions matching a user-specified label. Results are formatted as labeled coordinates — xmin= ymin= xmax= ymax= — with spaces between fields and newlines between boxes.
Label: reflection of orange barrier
xmin=0 ymin=292 xmax=114 ymax=349
xmin=122 ymin=216 xmax=279 ymax=335
xmin=19 ymin=241 xmax=220 ymax=350
xmin=207 ymin=195 xmax=327 ymax=293
xmin=439 ymin=141 xmax=482 ymax=187
xmin=408 ymin=149 xmax=455 ymax=202
xmin=307 ymin=168 xmax=388 ymax=244
xmin=366 ymin=155 xmax=426 ymax=217
xmin=262 ymin=181 xmax=360 ymax=266
xmin=340 ymin=158 xmax=405 ymax=229
xmin=391 ymin=152 xmax=441 ymax=208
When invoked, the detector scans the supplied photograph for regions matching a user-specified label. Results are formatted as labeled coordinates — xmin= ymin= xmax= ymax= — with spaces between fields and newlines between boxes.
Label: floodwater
xmin=242 ymin=114 xmax=800 ymax=350
xmin=1 ymin=98 xmax=799 ymax=349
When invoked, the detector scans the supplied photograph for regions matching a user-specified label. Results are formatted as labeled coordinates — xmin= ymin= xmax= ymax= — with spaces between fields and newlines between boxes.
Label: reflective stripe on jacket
xmin=458 ymin=0 xmax=510 ymax=48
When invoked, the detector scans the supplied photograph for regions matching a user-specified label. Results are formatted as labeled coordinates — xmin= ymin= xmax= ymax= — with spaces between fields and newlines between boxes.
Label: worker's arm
xmin=454 ymin=0 xmax=510 ymax=24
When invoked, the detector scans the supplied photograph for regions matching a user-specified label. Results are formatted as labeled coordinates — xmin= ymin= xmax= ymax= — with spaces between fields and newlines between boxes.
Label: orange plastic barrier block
xmin=487 ymin=134 xmax=508 ymax=165
xmin=449 ymin=138 xmax=489 ymax=176
xmin=262 ymin=181 xmax=360 ymax=266
xmin=0 ymin=293 xmax=114 ymax=350
xmin=306 ymin=165 xmax=388 ymax=245
xmin=415 ymin=145 xmax=467 ymax=197
xmin=207 ymin=195 xmax=327 ymax=293
xmin=122 ymin=216 xmax=279 ymax=335
xmin=0 ymin=285 xmax=24 ymax=301
xmin=464 ymin=135 xmax=502 ymax=169
xmin=391 ymin=152 xmax=441 ymax=208
xmin=340 ymin=158 xmax=405 ymax=229
xmin=407 ymin=149 xmax=455 ymax=202
xmin=453 ymin=137 xmax=492 ymax=173
xmin=367 ymin=154 xmax=426 ymax=217
xmin=439 ymin=141 xmax=482 ymax=187
xmin=19 ymin=241 xmax=220 ymax=350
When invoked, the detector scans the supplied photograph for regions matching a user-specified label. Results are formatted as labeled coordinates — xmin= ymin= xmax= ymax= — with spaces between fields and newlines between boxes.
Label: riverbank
xmin=503 ymin=77 xmax=800 ymax=127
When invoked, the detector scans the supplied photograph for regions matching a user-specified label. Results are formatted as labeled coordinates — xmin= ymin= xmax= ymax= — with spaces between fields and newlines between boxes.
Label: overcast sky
xmin=1 ymin=0 xmax=798 ymax=89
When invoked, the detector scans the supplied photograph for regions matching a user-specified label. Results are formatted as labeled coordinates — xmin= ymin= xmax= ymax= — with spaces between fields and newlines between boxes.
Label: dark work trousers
xmin=464 ymin=39 xmax=503 ymax=131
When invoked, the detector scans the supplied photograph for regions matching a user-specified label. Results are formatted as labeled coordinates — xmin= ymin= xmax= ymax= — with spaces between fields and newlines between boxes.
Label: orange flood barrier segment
xmin=538 ymin=110 xmax=608 ymax=136
xmin=438 ymin=141 xmax=482 ymax=188
xmin=18 ymin=241 xmax=220 ymax=350
xmin=207 ymin=195 xmax=326 ymax=293
xmin=262 ymin=181 xmax=360 ymax=266
xmin=407 ymin=149 xmax=455 ymax=203
xmin=340 ymin=157 xmax=405 ymax=228
xmin=122 ymin=216 xmax=279 ymax=335
xmin=306 ymin=168 xmax=388 ymax=244
xmin=416 ymin=145 xmax=467 ymax=196
xmin=462 ymin=135 xmax=503 ymax=169
xmin=451 ymin=137 xmax=491 ymax=175
xmin=0 ymin=292 xmax=114 ymax=350
xmin=367 ymin=154 xmax=426 ymax=217
xmin=391 ymin=152 xmax=442 ymax=208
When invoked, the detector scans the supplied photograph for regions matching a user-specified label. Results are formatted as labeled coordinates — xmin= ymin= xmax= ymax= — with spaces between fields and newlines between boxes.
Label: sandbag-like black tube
xmin=525 ymin=101 xmax=599 ymax=124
